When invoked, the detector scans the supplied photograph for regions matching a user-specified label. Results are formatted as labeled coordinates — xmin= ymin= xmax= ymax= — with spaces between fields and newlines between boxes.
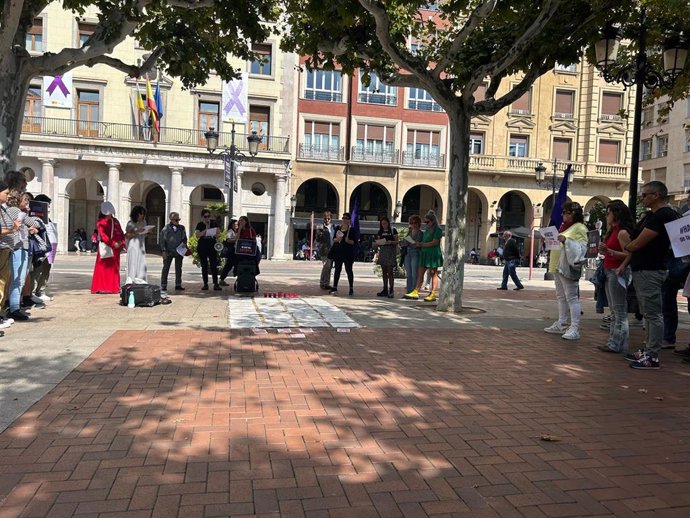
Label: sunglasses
xmin=202 ymin=215 xmax=210 ymax=218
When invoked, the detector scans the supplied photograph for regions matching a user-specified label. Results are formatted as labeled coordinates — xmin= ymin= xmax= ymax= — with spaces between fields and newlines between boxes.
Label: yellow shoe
xmin=404 ymin=289 xmax=419 ymax=300
xmin=424 ymin=291 xmax=437 ymax=302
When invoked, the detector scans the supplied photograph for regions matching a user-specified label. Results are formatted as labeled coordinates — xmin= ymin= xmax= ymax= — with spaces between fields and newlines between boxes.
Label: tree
xmin=282 ymin=0 xmax=625 ymax=312
xmin=0 ymin=0 xmax=280 ymax=173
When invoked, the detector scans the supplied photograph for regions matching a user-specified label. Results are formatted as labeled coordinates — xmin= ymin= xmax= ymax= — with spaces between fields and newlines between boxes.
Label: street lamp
xmin=594 ymin=11 xmax=687 ymax=209
xmin=490 ymin=206 xmax=503 ymax=228
xmin=204 ymin=121 xmax=262 ymax=224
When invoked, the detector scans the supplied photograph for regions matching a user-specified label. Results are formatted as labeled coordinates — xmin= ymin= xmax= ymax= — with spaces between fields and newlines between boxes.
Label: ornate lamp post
xmin=594 ymin=10 xmax=687 ymax=209
xmin=204 ymin=122 xmax=262 ymax=224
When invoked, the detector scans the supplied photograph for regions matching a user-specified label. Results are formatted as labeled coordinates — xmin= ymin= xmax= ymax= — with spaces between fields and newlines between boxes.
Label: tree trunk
xmin=436 ymin=105 xmax=470 ymax=313
xmin=0 ymin=55 xmax=30 ymax=176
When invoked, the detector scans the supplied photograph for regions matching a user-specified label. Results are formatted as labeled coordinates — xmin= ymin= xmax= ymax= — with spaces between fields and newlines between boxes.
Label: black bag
xmin=29 ymin=225 xmax=51 ymax=260
xmin=120 ymin=284 xmax=163 ymax=307
xmin=667 ymin=256 xmax=690 ymax=287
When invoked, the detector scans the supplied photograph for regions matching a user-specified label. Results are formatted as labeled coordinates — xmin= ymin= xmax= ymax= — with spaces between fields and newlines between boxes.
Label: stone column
xmin=56 ymin=186 xmax=69 ymax=254
xmin=169 ymin=166 xmax=183 ymax=215
xmin=39 ymin=158 xmax=56 ymax=199
xmin=271 ymin=173 xmax=288 ymax=259
xmin=105 ymin=162 xmax=120 ymax=214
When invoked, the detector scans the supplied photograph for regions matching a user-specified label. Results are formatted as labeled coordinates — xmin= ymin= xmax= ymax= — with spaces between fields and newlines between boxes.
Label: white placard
xmin=222 ymin=72 xmax=248 ymax=123
xmin=539 ymin=226 xmax=561 ymax=251
xmin=205 ymin=227 xmax=218 ymax=237
xmin=43 ymin=71 xmax=73 ymax=108
xmin=665 ymin=214 xmax=690 ymax=258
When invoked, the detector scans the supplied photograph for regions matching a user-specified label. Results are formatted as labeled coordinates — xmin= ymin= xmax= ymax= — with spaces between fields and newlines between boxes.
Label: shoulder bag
xmin=98 ymin=222 xmax=114 ymax=259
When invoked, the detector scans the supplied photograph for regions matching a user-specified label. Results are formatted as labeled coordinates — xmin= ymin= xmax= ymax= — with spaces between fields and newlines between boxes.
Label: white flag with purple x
xmin=222 ymin=72 xmax=248 ymax=123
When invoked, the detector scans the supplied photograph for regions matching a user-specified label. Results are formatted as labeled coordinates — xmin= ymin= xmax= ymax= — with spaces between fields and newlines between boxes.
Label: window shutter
xmin=599 ymin=140 xmax=620 ymax=163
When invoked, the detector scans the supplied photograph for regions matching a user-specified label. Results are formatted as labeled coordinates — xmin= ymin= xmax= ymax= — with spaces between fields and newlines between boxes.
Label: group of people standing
xmin=315 ymin=209 xmax=443 ymax=301
xmin=90 ymin=206 xmax=260 ymax=295
xmin=543 ymin=181 xmax=688 ymax=370
xmin=0 ymin=171 xmax=56 ymax=335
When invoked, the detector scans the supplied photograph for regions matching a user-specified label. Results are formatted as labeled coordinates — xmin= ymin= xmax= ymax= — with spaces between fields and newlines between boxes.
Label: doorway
xmin=248 ymin=213 xmax=268 ymax=258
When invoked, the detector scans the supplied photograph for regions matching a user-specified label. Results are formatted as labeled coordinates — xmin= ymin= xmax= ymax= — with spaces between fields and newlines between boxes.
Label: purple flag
xmin=549 ymin=164 xmax=572 ymax=229
xmin=350 ymin=198 xmax=360 ymax=257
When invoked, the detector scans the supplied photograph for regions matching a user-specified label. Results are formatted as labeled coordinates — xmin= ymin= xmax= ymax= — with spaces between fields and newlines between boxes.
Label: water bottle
xmin=127 ymin=290 xmax=135 ymax=308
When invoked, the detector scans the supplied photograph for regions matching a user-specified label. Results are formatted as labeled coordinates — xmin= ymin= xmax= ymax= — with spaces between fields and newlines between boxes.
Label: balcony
xmin=20 ymin=116 xmax=290 ymax=153
xmin=297 ymin=144 xmax=345 ymax=161
xmin=401 ymin=152 xmax=445 ymax=169
xmin=469 ymin=154 xmax=625 ymax=180
xmin=350 ymin=147 xmax=400 ymax=164
xmin=303 ymin=90 xmax=343 ymax=103
xmin=358 ymin=92 xmax=397 ymax=106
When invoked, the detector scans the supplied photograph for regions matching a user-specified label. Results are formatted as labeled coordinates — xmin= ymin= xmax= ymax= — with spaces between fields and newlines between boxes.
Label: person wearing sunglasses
xmin=195 ymin=209 xmax=221 ymax=290
xmin=543 ymin=201 xmax=588 ymax=340
xmin=616 ymin=181 xmax=680 ymax=369
xmin=160 ymin=212 xmax=188 ymax=293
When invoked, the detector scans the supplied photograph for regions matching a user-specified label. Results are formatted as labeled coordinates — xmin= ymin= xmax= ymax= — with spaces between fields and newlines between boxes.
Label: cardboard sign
xmin=539 ymin=226 xmax=560 ymax=251
xmin=29 ymin=200 xmax=49 ymax=224
xmin=665 ymin=214 xmax=690 ymax=258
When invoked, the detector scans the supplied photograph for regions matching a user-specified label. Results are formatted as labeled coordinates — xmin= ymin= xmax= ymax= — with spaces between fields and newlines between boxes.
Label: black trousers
xmin=161 ymin=253 xmax=183 ymax=290
xmin=198 ymin=245 xmax=218 ymax=286
xmin=333 ymin=258 xmax=354 ymax=289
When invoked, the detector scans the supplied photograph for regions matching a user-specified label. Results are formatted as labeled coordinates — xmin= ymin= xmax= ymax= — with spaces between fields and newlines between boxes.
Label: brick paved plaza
xmin=0 ymin=258 xmax=689 ymax=517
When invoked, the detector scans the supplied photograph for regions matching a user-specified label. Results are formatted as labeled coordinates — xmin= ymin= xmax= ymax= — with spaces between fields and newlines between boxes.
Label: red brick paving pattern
xmin=0 ymin=328 xmax=689 ymax=517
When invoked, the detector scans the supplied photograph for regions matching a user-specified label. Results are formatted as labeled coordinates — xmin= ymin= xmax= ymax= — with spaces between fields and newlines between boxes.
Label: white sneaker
xmin=39 ymin=294 xmax=53 ymax=302
xmin=561 ymin=328 xmax=580 ymax=340
xmin=0 ymin=319 xmax=11 ymax=329
xmin=31 ymin=295 xmax=46 ymax=305
xmin=544 ymin=322 xmax=567 ymax=334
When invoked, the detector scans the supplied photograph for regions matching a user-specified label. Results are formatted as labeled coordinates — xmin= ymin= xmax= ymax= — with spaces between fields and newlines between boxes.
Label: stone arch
xmin=584 ymin=195 xmax=610 ymax=213
xmin=467 ymin=188 xmax=489 ymax=253
xmin=349 ymin=181 xmax=391 ymax=221
xmin=400 ymin=184 xmax=444 ymax=223
xmin=538 ymin=192 xmax=573 ymax=227
xmin=294 ymin=178 xmax=339 ymax=217
xmin=189 ymin=184 xmax=225 ymax=229
xmin=65 ymin=177 xmax=104 ymax=250
xmin=497 ymin=190 xmax=531 ymax=231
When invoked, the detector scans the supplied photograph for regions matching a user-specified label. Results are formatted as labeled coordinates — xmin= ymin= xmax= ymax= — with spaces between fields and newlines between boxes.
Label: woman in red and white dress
xmin=91 ymin=201 xmax=126 ymax=294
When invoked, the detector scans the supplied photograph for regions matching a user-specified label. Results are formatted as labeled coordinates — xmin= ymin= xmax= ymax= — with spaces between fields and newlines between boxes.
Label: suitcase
xmin=120 ymin=284 xmax=163 ymax=307
xmin=234 ymin=264 xmax=258 ymax=293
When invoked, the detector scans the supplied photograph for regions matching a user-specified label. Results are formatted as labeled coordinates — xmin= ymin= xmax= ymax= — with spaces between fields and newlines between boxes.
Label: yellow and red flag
xmin=146 ymin=78 xmax=159 ymax=132
xmin=135 ymin=80 xmax=145 ymax=113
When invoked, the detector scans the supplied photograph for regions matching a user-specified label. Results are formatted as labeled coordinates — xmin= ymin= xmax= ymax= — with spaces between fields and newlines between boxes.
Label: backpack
xmin=29 ymin=223 xmax=51 ymax=264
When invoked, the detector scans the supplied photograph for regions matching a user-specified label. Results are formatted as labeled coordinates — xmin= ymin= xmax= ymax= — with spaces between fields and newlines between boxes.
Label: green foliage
xmin=587 ymin=202 xmax=607 ymax=232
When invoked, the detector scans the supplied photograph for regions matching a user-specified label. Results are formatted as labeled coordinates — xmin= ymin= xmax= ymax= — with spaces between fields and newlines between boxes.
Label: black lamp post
xmin=594 ymin=10 xmax=687 ymax=209
xmin=204 ymin=122 xmax=262 ymax=224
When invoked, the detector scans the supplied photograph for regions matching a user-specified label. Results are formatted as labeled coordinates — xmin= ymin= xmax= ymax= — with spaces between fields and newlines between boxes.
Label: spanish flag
xmin=146 ymin=78 xmax=159 ymax=132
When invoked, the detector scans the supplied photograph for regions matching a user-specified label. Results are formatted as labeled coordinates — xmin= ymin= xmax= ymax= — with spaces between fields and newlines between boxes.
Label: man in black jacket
xmin=497 ymin=230 xmax=524 ymax=290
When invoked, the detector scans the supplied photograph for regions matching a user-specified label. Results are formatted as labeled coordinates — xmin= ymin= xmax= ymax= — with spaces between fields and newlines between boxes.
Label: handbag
xmin=98 ymin=220 xmax=114 ymax=258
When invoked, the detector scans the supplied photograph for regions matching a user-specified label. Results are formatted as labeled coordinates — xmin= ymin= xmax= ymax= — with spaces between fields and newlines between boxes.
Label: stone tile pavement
xmin=0 ymin=257 xmax=689 ymax=517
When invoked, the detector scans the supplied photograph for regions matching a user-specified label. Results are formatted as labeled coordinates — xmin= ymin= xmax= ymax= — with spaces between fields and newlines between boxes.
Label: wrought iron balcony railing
xmin=350 ymin=147 xmax=400 ymax=164
xmin=20 ymin=116 xmax=290 ymax=154
xmin=401 ymin=152 xmax=445 ymax=169
xmin=297 ymin=144 xmax=345 ymax=161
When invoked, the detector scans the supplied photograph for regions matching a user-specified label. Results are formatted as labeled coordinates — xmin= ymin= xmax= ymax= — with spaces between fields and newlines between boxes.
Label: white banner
xmin=42 ymin=71 xmax=72 ymax=108
xmin=222 ymin=72 xmax=248 ymax=123
xmin=665 ymin=214 xmax=690 ymax=258
xmin=539 ymin=225 xmax=561 ymax=251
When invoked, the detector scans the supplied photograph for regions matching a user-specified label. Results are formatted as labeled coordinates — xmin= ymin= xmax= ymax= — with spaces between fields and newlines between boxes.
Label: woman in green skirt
xmin=404 ymin=210 xmax=443 ymax=301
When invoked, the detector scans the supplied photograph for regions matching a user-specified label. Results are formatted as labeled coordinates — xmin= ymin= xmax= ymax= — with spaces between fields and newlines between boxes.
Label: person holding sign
xmin=543 ymin=202 xmax=588 ymax=340
xmin=195 ymin=209 xmax=221 ymax=291
xmin=618 ymin=181 xmax=679 ymax=369
xmin=375 ymin=215 xmax=398 ymax=298
xmin=328 ymin=213 xmax=355 ymax=296
xmin=597 ymin=200 xmax=634 ymax=354
xmin=160 ymin=212 xmax=188 ymax=292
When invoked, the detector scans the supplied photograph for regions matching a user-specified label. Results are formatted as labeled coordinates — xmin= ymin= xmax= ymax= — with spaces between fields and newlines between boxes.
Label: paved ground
xmin=0 ymin=255 xmax=689 ymax=517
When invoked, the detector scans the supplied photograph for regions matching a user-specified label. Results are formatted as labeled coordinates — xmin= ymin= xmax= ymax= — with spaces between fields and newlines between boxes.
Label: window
xmin=304 ymin=69 xmax=342 ymax=102
xmin=355 ymin=123 xmax=395 ymax=158
xmin=198 ymin=101 xmax=219 ymax=142
xmin=684 ymin=164 xmax=690 ymax=190
xmin=469 ymin=133 xmax=484 ymax=155
xmin=405 ymin=129 xmax=440 ymax=165
xmin=359 ymin=71 xmax=396 ymax=106
xmin=509 ymin=135 xmax=529 ymax=157
xmin=553 ymin=138 xmax=572 ymax=161
xmin=202 ymin=187 xmax=223 ymax=201
xmin=250 ymin=43 xmax=272 ymax=76
xmin=23 ymin=86 xmax=42 ymax=132
xmin=25 ymin=19 xmax=43 ymax=51
xmin=303 ymin=121 xmax=340 ymax=151
xmin=641 ymin=139 xmax=652 ymax=160
xmin=510 ymin=89 xmax=531 ymax=115
xmin=686 ymin=129 xmax=690 ymax=153
xmin=642 ymin=106 xmax=654 ymax=126
xmin=249 ymin=105 xmax=270 ymax=149
xmin=407 ymin=88 xmax=442 ymax=111
xmin=656 ymin=135 xmax=668 ymax=157
xmin=601 ymin=92 xmax=623 ymax=121
xmin=554 ymin=90 xmax=574 ymax=119
xmin=78 ymin=23 xmax=96 ymax=46
xmin=555 ymin=62 xmax=577 ymax=73
xmin=77 ymin=90 xmax=100 ymax=137
xmin=598 ymin=140 xmax=620 ymax=164
xmin=657 ymin=102 xmax=669 ymax=123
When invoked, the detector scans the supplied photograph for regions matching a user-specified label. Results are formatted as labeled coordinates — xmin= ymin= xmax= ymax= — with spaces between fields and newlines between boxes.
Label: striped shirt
xmin=0 ymin=205 xmax=19 ymax=250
